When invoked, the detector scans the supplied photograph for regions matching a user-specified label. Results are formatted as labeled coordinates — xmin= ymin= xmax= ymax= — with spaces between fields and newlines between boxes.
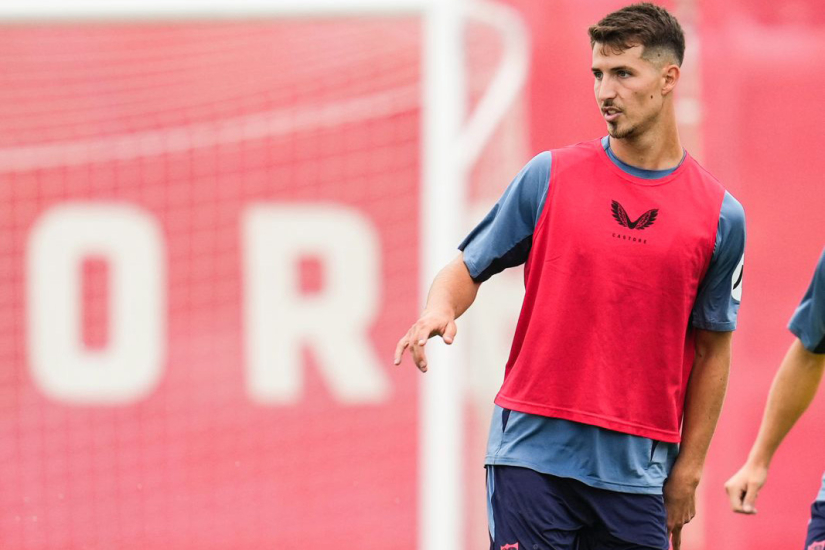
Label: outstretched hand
xmin=393 ymin=308 xmax=457 ymax=372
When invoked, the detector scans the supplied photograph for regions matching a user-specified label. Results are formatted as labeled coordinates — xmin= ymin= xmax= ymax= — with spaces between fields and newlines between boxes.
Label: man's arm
xmin=665 ymin=329 xmax=732 ymax=550
xmin=393 ymin=253 xmax=480 ymax=373
xmin=724 ymin=339 xmax=825 ymax=513
xmin=392 ymin=153 xmax=552 ymax=373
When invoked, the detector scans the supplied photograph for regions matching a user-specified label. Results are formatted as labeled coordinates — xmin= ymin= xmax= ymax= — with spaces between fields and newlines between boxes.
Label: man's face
xmin=591 ymin=43 xmax=668 ymax=139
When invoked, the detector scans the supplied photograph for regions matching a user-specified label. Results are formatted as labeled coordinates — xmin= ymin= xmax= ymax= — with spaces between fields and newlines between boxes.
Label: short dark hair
xmin=588 ymin=3 xmax=685 ymax=66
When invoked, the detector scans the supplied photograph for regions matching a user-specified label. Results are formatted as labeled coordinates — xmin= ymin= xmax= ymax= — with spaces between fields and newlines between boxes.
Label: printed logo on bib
xmin=611 ymin=200 xmax=658 ymax=230
xmin=731 ymin=255 xmax=744 ymax=302
xmin=610 ymin=200 xmax=658 ymax=245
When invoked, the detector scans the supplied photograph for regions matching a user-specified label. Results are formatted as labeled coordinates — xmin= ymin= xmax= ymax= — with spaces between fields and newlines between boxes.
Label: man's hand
xmin=724 ymin=463 xmax=767 ymax=515
xmin=393 ymin=308 xmax=457 ymax=373
xmin=392 ymin=253 xmax=479 ymax=372
xmin=663 ymin=471 xmax=698 ymax=550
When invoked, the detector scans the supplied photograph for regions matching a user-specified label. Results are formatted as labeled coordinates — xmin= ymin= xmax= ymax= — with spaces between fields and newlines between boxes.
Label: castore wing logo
xmin=611 ymin=200 xmax=658 ymax=231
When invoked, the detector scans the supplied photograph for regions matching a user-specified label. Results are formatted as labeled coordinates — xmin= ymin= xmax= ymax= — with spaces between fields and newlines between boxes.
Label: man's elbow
xmin=791 ymin=338 xmax=825 ymax=372
xmin=694 ymin=329 xmax=733 ymax=361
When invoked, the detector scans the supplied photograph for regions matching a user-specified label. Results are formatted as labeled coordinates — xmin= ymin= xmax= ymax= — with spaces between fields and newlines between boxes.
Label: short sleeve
xmin=789 ymin=249 xmax=825 ymax=354
xmin=458 ymin=152 xmax=551 ymax=283
xmin=691 ymin=191 xmax=746 ymax=331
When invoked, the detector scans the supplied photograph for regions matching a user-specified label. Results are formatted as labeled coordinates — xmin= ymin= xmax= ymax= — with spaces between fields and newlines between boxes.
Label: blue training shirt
xmin=465 ymin=137 xmax=747 ymax=494
xmin=790 ymin=248 xmax=825 ymax=355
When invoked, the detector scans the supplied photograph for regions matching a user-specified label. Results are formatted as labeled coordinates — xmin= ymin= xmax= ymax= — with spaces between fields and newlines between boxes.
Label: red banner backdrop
xmin=0 ymin=22 xmax=421 ymax=549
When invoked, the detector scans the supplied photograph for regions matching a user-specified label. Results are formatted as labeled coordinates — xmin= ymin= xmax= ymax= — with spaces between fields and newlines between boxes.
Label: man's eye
xmin=593 ymin=72 xmax=603 ymax=79
xmin=618 ymin=71 xmax=630 ymax=78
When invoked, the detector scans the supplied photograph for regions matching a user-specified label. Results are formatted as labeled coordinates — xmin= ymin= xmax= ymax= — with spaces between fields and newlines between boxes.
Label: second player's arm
xmin=664 ymin=329 xmax=732 ymax=550
xmin=393 ymin=253 xmax=481 ymax=372
xmin=724 ymin=339 xmax=825 ymax=513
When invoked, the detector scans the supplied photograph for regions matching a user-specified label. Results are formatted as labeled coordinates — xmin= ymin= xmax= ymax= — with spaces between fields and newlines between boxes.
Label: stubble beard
xmin=609 ymin=106 xmax=661 ymax=141
xmin=607 ymin=120 xmax=636 ymax=140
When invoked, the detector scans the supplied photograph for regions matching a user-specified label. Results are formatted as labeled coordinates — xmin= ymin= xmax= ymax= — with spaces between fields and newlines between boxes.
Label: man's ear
xmin=662 ymin=64 xmax=680 ymax=96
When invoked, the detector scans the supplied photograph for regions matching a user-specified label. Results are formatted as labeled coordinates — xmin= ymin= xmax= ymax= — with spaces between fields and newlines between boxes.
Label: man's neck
xmin=608 ymin=120 xmax=683 ymax=171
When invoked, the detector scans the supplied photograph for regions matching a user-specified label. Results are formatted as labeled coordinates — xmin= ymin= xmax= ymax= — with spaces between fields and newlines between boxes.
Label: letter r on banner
xmin=242 ymin=204 xmax=390 ymax=404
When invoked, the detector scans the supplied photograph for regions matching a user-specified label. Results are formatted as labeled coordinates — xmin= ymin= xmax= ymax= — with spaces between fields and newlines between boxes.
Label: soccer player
xmin=394 ymin=4 xmax=745 ymax=550
xmin=725 ymin=249 xmax=825 ymax=549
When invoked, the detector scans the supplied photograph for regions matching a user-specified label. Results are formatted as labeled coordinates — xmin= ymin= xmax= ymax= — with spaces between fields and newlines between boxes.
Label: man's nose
xmin=597 ymin=76 xmax=617 ymax=102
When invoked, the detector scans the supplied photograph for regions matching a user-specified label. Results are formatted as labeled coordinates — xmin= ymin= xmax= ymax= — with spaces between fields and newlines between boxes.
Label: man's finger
xmin=742 ymin=483 xmax=760 ymax=514
xmin=671 ymin=526 xmax=682 ymax=550
xmin=724 ymin=480 xmax=745 ymax=512
xmin=443 ymin=320 xmax=457 ymax=344
xmin=413 ymin=324 xmax=431 ymax=347
xmin=410 ymin=333 xmax=429 ymax=372
xmin=414 ymin=323 xmax=432 ymax=347
xmin=394 ymin=338 xmax=409 ymax=365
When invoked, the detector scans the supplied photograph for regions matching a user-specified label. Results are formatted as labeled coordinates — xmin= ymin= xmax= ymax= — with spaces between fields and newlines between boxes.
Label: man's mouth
xmin=602 ymin=107 xmax=622 ymax=122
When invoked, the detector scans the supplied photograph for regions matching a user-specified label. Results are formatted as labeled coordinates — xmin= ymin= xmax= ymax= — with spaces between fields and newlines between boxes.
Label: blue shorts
xmin=487 ymin=465 xmax=669 ymax=550
xmin=806 ymin=501 xmax=825 ymax=550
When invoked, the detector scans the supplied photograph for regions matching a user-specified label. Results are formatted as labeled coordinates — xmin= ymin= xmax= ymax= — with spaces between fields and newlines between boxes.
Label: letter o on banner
xmin=27 ymin=203 xmax=166 ymax=405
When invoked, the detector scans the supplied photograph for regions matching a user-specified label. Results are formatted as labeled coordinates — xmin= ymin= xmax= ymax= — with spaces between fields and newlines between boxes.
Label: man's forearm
xmin=672 ymin=330 xmax=732 ymax=481
xmin=394 ymin=253 xmax=482 ymax=370
xmin=746 ymin=340 xmax=825 ymax=468
xmin=424 ymin=253 xmax=481 ymax=319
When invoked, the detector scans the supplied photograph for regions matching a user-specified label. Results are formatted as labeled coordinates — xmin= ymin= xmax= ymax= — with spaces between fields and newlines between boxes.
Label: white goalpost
xmin=0 ymin=1 xmax=528 ymax=548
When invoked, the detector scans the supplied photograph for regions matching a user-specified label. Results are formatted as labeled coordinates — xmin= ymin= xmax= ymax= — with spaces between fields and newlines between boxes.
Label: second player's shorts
xmin=487 ymin=465 xmax=669 ymax=550
xmin=806 ymin=501 xmax=825 ymax=550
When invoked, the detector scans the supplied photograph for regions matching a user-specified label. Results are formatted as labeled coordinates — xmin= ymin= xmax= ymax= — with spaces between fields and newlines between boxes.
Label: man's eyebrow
xmin=591 ymin=65 xmax=633 ymax=73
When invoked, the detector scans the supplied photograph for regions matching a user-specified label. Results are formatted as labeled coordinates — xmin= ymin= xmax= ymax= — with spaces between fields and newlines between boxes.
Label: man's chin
xmin=607 ymin=124 xmax=635 ymax=140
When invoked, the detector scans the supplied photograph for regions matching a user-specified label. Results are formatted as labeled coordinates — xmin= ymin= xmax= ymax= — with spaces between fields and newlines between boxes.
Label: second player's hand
xmin=724 ymin=463 xmax=767 ymax=514
xmin=663 ymin=472 xmax=697 ymax=550
xmin=393 ymin=308 xmax=458 ymax=372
